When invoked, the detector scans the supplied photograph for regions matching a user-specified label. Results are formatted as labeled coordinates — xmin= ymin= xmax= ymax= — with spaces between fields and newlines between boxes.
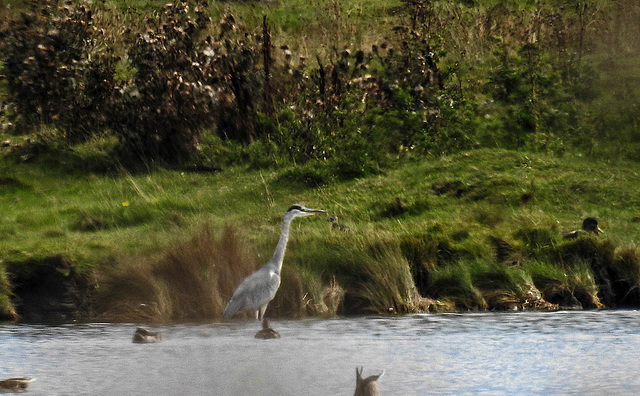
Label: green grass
xmin=2 ymin=147 xmax=640 ymax=320
xmin=2 ymin=0 xmax=640 ymax=320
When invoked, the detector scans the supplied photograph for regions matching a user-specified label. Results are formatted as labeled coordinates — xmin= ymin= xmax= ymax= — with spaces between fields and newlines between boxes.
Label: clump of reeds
xmin=267 ymin=265 xmax=344 ymax=318
xmin=97 ymin=224 xmax=257 ymax=322
xmin=524 ymin=259 xmax=602 ymax=309
xmin=428 ymin=258 xmax=562 ymax=311
xmin=428 ymin=262 xmax=487 ymax=310
xmin=0 ymin=265 xmax=18 ymax=321
xmin=97 ymin=222 xmax=348 ymax=321
xmin=358 ymin=248 xmax=424 ymax=314
xmin=553 ymin=236 xmax=615 ymax=306
xmin=294 ymin=233 xmax=433 ymax=315
xmin=343 ymin=238 xmax=432 ymax=314
xmin=611 ymin=247 xmax=640 ymax=305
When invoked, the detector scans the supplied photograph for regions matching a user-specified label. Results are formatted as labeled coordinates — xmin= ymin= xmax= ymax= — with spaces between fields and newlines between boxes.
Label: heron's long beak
xmin=305 ymin=208 xmax=326 ymax=214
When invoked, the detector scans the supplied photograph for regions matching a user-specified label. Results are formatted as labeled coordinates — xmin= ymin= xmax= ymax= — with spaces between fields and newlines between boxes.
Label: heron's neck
xmin=269 ymin=215 xmax=294 ymax=274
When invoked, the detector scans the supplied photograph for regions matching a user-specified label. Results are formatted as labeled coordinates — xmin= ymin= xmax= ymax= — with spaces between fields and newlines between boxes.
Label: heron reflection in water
xmin=223 ymin=205 xmax=325 ymax=321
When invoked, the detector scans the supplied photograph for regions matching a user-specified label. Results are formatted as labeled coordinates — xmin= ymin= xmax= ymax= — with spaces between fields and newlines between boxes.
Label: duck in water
xmin=254 ymin=318 xmax=280 ymax=339
xmin=0 ymin=378 xmax=35 ymax=392
xmin=354 ymin=367 xmax=384 ymax=396
xmin=133 ymin=327 xmax=162 ymax=343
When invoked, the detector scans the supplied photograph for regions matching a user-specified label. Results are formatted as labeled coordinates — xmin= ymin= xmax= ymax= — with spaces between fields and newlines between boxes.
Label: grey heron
xmin=562 ymin=217 xmax=603 ymax=239
xmin=223 ymin=204 xmax=326 ymax=320
xmin=354 ymin=367 xmax=384 ymax=396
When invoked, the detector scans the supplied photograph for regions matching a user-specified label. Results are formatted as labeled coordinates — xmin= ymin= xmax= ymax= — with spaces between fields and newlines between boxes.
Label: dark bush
xmin=107 ymin=1 xmax=217 ymax=162
xmin=1 ymin=0 xmax=115 ymax=142
xmin=1 ymin=1 xmax=265 ymax=164
xmin=0 ymin=0 xmax=632 ymax=169
xmin=109 ymin=4 xmax=268 ymax=163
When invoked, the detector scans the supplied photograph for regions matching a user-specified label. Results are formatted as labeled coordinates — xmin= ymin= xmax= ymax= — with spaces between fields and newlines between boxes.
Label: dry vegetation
xmin=97 ymin=223 xmax=349 ymax=322
xmin=97 ymin=225 xmax=257 ymax=322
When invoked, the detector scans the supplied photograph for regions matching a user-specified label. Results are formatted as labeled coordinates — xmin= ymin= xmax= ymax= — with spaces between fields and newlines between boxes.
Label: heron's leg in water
xmin=258 ymin=305 xmax=268 ymax=320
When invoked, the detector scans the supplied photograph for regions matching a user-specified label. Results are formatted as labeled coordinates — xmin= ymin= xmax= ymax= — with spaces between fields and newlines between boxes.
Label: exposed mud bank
xmin=4 ymin=237 xmax=640 ymax=323
xmin=3 ymin=256 xmax=93 ymax=323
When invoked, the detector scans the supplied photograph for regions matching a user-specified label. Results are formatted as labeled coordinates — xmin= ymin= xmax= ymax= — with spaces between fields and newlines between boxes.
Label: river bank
xmin=2 ymin=149 xmax=640 ymax=323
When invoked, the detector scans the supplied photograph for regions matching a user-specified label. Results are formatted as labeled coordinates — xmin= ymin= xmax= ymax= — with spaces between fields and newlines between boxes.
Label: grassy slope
xmin=4 ymin=149 xmax=638 ymax=267
xmin=2 ymin=148 xmax=640 ymax=319
xmin=2 ymin=0 xmax=640 ymax=320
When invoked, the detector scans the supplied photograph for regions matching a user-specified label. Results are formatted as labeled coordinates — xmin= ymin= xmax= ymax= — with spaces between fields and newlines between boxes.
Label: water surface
xmin=2 ymin=310 xmax=640 ymax=395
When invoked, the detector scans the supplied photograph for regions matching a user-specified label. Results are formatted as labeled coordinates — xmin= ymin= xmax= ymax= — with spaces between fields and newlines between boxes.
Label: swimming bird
xmin=254 ymin=318 xmax=281 ymax=339
xmin=133 ymin=327 xmax=162 ymax=343
xmin=562 ymin=217 xmax=603 ymax=239
xmin=0 ymin=378 xmax=35 ymax=392
xmin=223 ymin=204 xmax=326 ymax=320
xmin=354 ymin=367 xmax=384 ymax=396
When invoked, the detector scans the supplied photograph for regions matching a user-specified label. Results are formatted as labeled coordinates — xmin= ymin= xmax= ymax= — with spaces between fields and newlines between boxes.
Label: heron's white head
xmin=285 ymin=204 xmax=326 ymax=218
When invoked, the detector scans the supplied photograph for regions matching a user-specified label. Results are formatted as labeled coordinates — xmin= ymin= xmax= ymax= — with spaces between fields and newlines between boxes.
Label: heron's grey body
xmin=223 ymin=205 xmax=325 ymax=320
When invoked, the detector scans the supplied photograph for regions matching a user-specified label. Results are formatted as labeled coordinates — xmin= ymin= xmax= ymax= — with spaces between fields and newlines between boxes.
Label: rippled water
xmin=2 ymin=310 xmax=640 ymax=395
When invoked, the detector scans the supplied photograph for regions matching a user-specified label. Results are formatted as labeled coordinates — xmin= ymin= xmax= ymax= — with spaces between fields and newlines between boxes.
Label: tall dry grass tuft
xmin=350 ymin=240 xmax=431 ymax=315
xmin=97 ymin=224 xmax=257 ymax=322
xmin=322 ymin=276 xmax=345 ymax=315
xmin=267 ymin=265 xmax=345 ymax=318
xmin=0 ymin=264 xmax=18 ymax=321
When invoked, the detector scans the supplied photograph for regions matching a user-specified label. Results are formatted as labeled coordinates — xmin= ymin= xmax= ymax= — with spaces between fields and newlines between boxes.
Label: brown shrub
xmin=97 ymin=224 xmax=257 ymax=322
